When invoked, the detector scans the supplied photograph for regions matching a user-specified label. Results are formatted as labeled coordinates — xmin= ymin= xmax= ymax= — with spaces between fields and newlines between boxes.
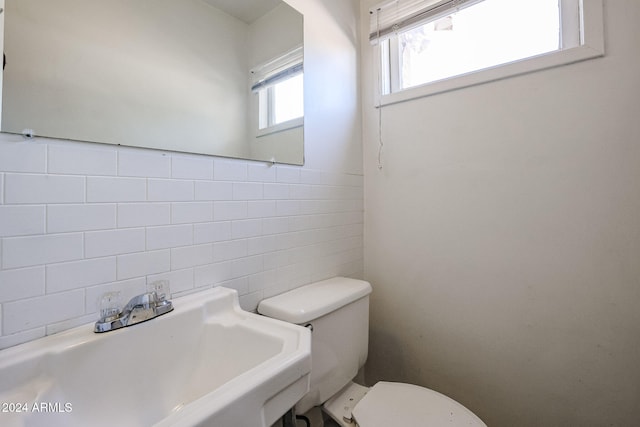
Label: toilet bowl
xmin=258 ymin=277 xmax=486 ymax=427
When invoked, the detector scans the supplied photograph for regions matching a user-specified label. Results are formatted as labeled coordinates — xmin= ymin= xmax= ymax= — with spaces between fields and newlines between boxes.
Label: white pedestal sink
xmin=0 ymin=287 xmax=311 ymax=427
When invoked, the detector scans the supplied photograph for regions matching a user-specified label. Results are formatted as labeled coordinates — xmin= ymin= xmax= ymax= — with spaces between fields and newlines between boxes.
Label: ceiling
xmin=201 ymin=0 xmax=283 ymax=24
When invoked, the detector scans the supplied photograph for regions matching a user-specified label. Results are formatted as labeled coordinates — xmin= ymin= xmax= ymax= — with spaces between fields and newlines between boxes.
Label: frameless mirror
xmin=0 ymin=0 xmax=304 ymax=165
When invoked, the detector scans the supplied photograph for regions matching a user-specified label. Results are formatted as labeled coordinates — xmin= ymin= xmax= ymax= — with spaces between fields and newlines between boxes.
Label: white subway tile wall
xmin=0 ymin=136 xmax=363 ymax=349
xmin=117 ymin=150 xmax=172 ymax=178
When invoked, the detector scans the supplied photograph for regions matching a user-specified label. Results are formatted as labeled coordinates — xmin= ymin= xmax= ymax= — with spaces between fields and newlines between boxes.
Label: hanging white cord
xmin=375 ymin=8 xmax=384 ymax=171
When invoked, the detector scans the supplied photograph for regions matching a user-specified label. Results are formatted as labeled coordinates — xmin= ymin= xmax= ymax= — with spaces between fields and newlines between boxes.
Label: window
xmin=251 ymin=47 xmax=304 ymax=135
xmin=258 ymin=73 xmax=304 ymax=130
xmin=370 ymin=0 xmax=604 ymax=103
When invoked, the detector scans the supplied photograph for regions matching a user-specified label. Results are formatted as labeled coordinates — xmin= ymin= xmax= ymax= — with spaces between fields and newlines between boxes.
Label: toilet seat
xmin=351 ymin=382 xmax=486 ymax=427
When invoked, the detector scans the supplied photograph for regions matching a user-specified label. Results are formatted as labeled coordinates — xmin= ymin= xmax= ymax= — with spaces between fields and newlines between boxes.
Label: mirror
xmin=0 ymin=0 xmax=304 ymax=165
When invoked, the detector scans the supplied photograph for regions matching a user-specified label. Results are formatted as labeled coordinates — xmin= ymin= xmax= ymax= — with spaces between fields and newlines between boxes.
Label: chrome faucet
xmin=94 ymin=281 xmax=173 ymax=333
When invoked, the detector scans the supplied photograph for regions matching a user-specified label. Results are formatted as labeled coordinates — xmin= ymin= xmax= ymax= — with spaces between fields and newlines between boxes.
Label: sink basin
xmin=0 ymin=287 xmax=311 ymax=427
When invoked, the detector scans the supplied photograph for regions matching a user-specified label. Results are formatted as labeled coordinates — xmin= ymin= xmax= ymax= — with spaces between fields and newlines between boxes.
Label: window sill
xmin=379 ymin=42 xmax=604 ymax=107
xmin=257 ymin=117 xmax=303 ymax=138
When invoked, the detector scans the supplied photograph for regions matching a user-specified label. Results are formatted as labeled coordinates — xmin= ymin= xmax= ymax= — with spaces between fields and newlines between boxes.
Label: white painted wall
xmin=0 ymin=0 xmax=362 ymax=349
xmin=361 ymin=1 xmax=640 ymax=426
xmin=248 ymin=3 xmax=303 ymax=68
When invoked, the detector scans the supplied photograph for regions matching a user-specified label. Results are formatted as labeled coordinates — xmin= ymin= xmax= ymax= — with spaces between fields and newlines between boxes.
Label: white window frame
xmin=251 ymin=46 xmax=304 ymax=138
xmin=372 ymin=0 xmax=604 ymax=106
xmin=256 ymin=74 xmax=304 ymax=137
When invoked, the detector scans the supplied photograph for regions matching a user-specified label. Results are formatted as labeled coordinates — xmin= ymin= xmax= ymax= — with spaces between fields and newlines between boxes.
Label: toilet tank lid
xmin=258 ymin=277 xmax=372 ymax=324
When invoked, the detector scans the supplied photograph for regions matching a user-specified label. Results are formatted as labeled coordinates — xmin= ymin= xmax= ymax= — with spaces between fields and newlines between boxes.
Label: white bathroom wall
xmin=0 ymin=0 xmax=362 ymax=350
xmin=248 ymin=3 xmax=303 ymax=69
xmin=361 ymin=0 xmax=640 ymax=426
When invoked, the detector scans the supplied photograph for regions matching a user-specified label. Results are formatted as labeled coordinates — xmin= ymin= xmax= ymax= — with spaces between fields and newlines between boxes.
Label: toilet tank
xmin=258 ymin=277 xmax=372 ymax=414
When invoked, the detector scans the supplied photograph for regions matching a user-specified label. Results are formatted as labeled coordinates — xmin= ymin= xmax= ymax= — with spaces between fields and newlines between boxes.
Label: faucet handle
xmin=99 ymin=291 xmax=122 ymax=321
xmin=147 ymin=280 xmax=171 ymax=302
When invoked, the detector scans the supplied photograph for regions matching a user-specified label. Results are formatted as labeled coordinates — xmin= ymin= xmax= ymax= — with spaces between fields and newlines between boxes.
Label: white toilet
xmin=258 ymin=277 xmax=487 ymax=427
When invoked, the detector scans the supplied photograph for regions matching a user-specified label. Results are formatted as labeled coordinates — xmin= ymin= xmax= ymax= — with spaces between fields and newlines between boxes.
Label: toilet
xmin=258 ymin=277 xmax=487 ymax=427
